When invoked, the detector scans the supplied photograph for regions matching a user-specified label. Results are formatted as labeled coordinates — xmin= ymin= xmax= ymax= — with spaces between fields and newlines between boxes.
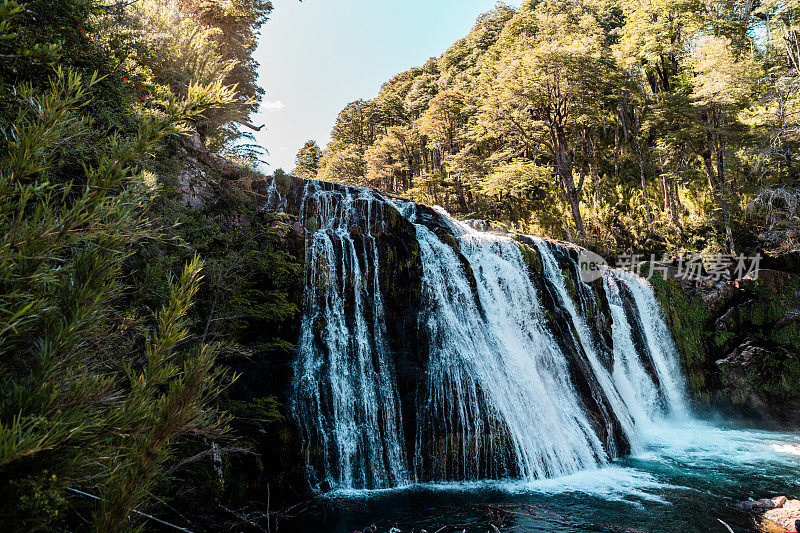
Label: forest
xmin=298 ymin=0 xmax=800 ymax=260
xmin=0 ymin=0 xmax=308 ymax=531
xmin=3 ymin=0 xmax=800 ymax=531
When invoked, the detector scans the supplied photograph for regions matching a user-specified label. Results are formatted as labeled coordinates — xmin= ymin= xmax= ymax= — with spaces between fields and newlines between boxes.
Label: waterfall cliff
xmin=262 ymin=175 xmax=690 ymax=492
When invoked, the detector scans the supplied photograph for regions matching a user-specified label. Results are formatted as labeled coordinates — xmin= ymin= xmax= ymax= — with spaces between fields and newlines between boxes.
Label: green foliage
xmin=101 ymin=0 xmax=267 ymax=149
xmin=750 ymin=351 xmax=800 ymax=402
xmin=772 ymin=323 xmax=800 ymax=351
xmin=0 ymin=42 xmax=241 ymax=533
xmin=293 ymin=139 xmax=322 ymax=180
xmin=649 ymin=273 xmax=712 ymax=400
xmin=316 ymin=0 xmax=800 ymax=258
xmin=714 ymin=330 xmax=735 ymax=347
xmin=94 ymin=257 xmax=229 ymax=533
xmin=7 ymin=471 xmax=68 ymax=529
xmin=156 ymin=198 xmax=304 ymax=351
xmin=0 ymin=0 xmax=305 ymax=528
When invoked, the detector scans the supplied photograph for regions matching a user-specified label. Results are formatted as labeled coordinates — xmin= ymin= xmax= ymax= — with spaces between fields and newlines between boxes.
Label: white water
xmin=287 ymin=184 xmax=698 ymax=491
xmin=292 ymin=185 xmax=409 ymax=489
xmin=532 ymin=238 xmax=641 ymax=455
xmin=620 ymin=273 xmax=690 ymax=418
xmin=413 ymin=223 xmax=606 ymax=481
xmin=604 ymin=271 xmax=670 ymax=427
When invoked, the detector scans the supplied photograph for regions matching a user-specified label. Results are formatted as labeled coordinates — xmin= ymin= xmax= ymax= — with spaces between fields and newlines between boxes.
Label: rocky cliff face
xmin=220 ymin=172 xmax=799 ymax=498
xmin=164 ymin=148 xmax=800 ymax=520
xmin=651 ymin=268 xmax=800 ymax=426
xmin=257 ymin=175 xmax=687 ymax=491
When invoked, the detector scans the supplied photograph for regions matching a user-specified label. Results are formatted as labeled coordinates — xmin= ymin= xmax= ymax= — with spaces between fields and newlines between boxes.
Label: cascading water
xmin=618 ymin=273 xmax=690 ymax=418
xmin=280 ymin=177 xmax=692 ymax=492
xmin=291 ymin=183 xmax=409 ymax=490
xmin=531 ymin=238 xmax=641 ymax=455
xmin=603 ymin=270 xmax=689 ymax=425
xmin=603 ymin=271 xmax=665 ymax=426
xmin=411 ymin=222 xmax=606 ymax=482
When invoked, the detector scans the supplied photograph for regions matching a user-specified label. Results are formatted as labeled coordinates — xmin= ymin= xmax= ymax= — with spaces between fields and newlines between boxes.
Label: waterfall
xmin=412 ymin=223 xmax=606 ymax=482
xmin=277 ymin=178 xmax=691 ymax=492
xmin=291 ymin=183 xmax=409 ymax=490
xmin=603 ymin=271 xmax=666 ymax=426
xmin=612 ymin=272 xmax=690 ymax=418
xmin=531 ymin=239 xmax=641 ymax=455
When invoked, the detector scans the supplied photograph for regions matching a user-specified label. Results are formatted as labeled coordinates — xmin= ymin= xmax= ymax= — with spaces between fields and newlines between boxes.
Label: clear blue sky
xmin=250 ymin=0 xmax=522 ymax=172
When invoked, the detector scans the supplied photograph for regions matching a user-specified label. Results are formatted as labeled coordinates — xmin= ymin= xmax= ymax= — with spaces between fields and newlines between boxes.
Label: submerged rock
xmin=738 ymin=497 xmax=779 ymax=511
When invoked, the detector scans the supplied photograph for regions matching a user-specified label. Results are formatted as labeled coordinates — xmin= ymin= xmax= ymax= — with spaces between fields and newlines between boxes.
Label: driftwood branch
xmin=166 ymin=445 xmax=254 ymax=473
xmin=66 ymin=488 xmax=194 ymax=533
xmin=234 ymin=119 xmax=265 ymax=132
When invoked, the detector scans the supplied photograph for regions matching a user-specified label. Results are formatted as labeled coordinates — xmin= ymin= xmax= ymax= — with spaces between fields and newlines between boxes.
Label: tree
xmin=0 ymin=67 xmax=235 ymax=531
xmin=318 ymin=145 xmax=367 ymax=185
xmin=366 ymin=126 xmax=420 ymax=191
xmin=174 ymin=0 xmax=274 ymax=125
xmin=687 ymin=35 xmax=757 ymax=253
xmin=477 ymin=0 xmax=614 ymax=237
xmin=419 ymin=90 xmax=473 ymax=209
xmin=318 ymin=0 xmax=786 ymax=256
xmin=293 ymin=140 xmax=322 ymax=179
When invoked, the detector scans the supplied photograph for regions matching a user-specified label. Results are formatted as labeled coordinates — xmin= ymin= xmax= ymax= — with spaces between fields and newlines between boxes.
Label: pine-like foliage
xmin=0 ymin=0 xmax=307 ymax=529
xmin=0 ymin=14 xmax=238 ymax=526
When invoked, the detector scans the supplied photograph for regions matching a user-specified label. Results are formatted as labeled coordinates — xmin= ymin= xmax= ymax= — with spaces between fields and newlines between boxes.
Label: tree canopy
xmin=310 ymin=0 xmax=800 ymax=257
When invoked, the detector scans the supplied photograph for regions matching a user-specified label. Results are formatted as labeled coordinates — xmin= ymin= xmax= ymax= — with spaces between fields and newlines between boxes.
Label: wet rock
xmin=700 ymin=278 xmax=737 ymax=311
xmin=652 ymin=262 xmax=800 ymax=426
xmin=761 ymin=498 xmax=800 ymax=532
xmin=737 ymin=498 xmax=777 ymax=510
xmin=715 ymin=342 xmax=779 ymax=369
xmin=714 ymin=340 xmax=800 ymax=425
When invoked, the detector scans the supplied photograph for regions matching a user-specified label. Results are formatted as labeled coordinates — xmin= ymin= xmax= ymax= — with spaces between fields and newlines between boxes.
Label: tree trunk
xmin=633 ymin=132 xmax=653 ymax=223
xmin=715 ymin=138 xmax=736 ymax=254
xmin=591 ymin=128 xmax=601 ymax=208
xmin=701 ymin=145 xmax=735 ymax=254
xmin=614 ymin=121 xmax=621 ymax=190
xmin=668 ymin=176 xmax=679 ymax=226
xmin=551 ymin=125 xmax=584 ymax=238
xmin=633 ymin=108 xmax=653 ymax=223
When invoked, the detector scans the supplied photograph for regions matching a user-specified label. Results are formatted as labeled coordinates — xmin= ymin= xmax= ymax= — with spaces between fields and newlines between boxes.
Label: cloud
xmin=262 ymin=100 xmax=285 ymax=111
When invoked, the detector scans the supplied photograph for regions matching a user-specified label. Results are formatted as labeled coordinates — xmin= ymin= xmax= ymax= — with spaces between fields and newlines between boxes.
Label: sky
xmin=249 ymin=0 xmax=523 ymax=172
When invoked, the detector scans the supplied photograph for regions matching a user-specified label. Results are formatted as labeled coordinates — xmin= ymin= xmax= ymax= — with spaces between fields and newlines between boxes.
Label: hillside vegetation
xmin=0 ymin=1 xmax=307 ymax=531
xmin=302 ymin=0 xmax=800 ymax=259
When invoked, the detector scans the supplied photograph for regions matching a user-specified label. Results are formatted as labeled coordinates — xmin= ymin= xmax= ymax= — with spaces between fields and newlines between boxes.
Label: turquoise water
xmin=293 ymin=420 xmax=800 ymax=533
xmin=278 ymin=182 xmax=799 ymax=532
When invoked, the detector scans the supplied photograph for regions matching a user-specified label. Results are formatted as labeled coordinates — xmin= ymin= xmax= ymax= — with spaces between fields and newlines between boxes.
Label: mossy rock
xmin=738 ymin=299 xmax=778 ymax=327
xmin=305 ymin=216 xmax=320 ymax=232
xmin=274 ymin=172 xmax=292 ymax=195
xmin=518 ymin=242 xmax=543 ymax=274
xmin=561 ymin=267 xmax=577 ymax=303
xmin=437 ymin=230 xmax=460 ymax=254
xmin=771 ymin=322 xmax=800 ymax=352
xmin=386 ymin=205 xmax=402 ymax=231
xmin=714 ymin=330 xmax=735 ymax=347
xmin=649 ymin=273 xmax=711 ymax=400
